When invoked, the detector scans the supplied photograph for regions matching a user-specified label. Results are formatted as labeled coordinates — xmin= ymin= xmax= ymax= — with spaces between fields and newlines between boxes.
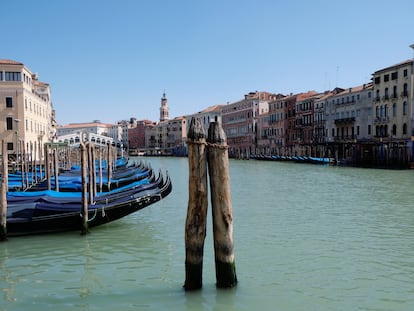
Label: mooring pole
xmin=53 ymin=148 xmax=59 ymax=192
xmin=45 ymin=144 xmax=51 ymax=190
xmin=98 ymin=147 xmax=103 ymax=193
xmin=80 ymin=142 xmax=89 ymax=235
xmin=107 ymin=144 xmax=112 ymax=191
xmin=87 ymin=143 xmax=94 ymax=204
xmin=184 ymin=118 xmax=208 ymax=291
xmin=207 ymin=120 xmax=237 ymax=288
xmin=0 ymin=140 xmax=8 ymax=241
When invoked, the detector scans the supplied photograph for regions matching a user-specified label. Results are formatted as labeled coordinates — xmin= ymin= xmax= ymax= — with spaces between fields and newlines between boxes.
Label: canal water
xmin=1 ymin=157 xmax=413 ymax=311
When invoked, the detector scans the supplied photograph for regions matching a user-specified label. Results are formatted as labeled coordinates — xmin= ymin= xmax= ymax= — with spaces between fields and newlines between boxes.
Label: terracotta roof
xmin=296 ymin=91 xmax=319 ymax=102
xmin=0 ymin=59 xmax=23 ymax=65
xmin=373 ymin=59 xmax=413 ymax=74
xmin=337 ymin=82 xmax=373 ymax=96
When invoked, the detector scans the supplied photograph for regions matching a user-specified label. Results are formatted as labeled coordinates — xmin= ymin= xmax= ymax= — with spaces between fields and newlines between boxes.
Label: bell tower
xmin=160 ymin=91 xmax=169 ymax=122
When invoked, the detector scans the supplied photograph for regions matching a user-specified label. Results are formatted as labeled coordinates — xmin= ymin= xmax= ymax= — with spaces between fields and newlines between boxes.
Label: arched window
xmin=403 ymin=83 xmax=408 ymax=96
xmin=403 ymin=123 xmax=407 ymax=135
xmin=393 ymin=85 xmax=397 ymax=98
xmin=384 ymin=104 xmax=388 ymax=117
xmin=392 ymin=103 xmax=397 ymax=117
xmin=403 ymin=102 xmax=408 ymax=115
xmin=384 ymin=87 xmax=389 ymax=99
xmin=376 ymin=106 xmax=379 ymax=117
xmin=392 ymin=124 xmax=397 ymax=136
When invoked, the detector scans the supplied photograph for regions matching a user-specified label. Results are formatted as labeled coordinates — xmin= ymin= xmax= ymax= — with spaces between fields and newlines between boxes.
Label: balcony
xmin=373 ymin=116 xmax=389 ymax=125
xmin=334 ymin=117 xmax=355 ymax=125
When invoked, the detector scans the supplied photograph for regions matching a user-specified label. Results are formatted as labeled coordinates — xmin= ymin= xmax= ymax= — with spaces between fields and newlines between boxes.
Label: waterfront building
xmin=284 ymin=94 xmax=298 ymax=156
xmin=0 ymin=59 xmax=55 ymax=161
xmin=221 ymin=91 xmax=272 ymax=158
xmin=128 ymin=119 xmax=155 ymax=152
xmin=185 ymin=104 xmax=223 ymax=136
xmin=256 ymin=94 xmax=286 ymax=155
xmin=145 ymin=116 xmax=186 ymax=156
xmin=294 ymin=91 xmax=320 ymax=156
xmin=371 ymin=59 xmax=413 ymax=166
xmin=372 ymin=60 xmax=412 ymax=139
xmin=324 ymin=84 xmax=373 ymax=163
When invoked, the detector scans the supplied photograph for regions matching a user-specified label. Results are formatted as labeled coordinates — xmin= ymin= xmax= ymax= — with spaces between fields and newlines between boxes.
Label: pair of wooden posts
xmin=184 ymin=118 xmax=237 ymax=290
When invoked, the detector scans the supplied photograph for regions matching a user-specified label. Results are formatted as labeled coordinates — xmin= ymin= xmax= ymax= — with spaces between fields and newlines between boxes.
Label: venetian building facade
xmin=256 ymin=94 xmax=286 ymax=155
xmin=0 ymin=59 xmax=55 ymax=160
xmin=221 ymin=91 xmax=271 ymax=158
xmin=372 ymin=60 xmax=413 ymax=142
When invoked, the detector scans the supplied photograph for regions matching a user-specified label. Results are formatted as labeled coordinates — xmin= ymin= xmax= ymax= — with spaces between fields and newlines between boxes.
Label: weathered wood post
xmin=53 ymin=148 xmax=59 ymax=192
xmin=207 ymin=120 xmax=237 ymax=288
xmin=107 ymin=144 xmax=112 ymax=191
xmin=80 ymin=142 xmax=89 ymax=235
xmin=1 ymin=140 xmax=8 ymax=241
xmin=98 ymin=147 xmax=103 ymax=193
xmin=24 ymin=142 xmax=29 ymax=189
xmin=184 ymin=118 xmax=208 ymax=291
xmin=45 ymin=144 xmax=51 ymax=190
xmin=87 ymin=143 xmax=94 ymax=204
xmin=20 ymin=141 xmax=25 ymax=190
xmin=91 ymin=144 xmax=96 ymax=199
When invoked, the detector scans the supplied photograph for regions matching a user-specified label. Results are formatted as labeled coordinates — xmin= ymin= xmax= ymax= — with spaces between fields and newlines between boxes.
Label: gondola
xmin=5 ymin=171 xmax=172 ymax=237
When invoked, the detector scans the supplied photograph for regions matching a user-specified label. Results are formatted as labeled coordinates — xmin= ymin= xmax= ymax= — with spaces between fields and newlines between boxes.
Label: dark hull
xmin=6 ymin=174 xmax=172 ymax=237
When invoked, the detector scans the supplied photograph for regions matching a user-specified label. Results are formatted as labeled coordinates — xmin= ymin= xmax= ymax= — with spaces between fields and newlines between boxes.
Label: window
xmin=392 ymin=124 xmax=397 ymax=136
xmin=404 ymin=69 xmax=408 ymax=77
xmin=403 ymin=101 xmax=408 ymax=115
xmin=7 ymin=142 xmax=13 ymax=151
xmin=5 ymin=71 xmax=21 ymax=81
xmin=393 ymin=86 xmax=397 ymax=98
xmin=6 ymin=97 xmax=13 ymax=108
xmin=403 ymin=83 xmax=408 ymax=96
xmin=368 ymin=124 xmax=371 ymax=135
xmin=0 ymin=71 xmax=3 ymax=81
xmin=384 ymin=74 xmax=389 ymax=82
xmin=357 ymin=125 xmax=360 ymax=136
xmin=392 ymin=103 xmax=397 ymax=117
xmin=374 ymin=76 xmax=380 ymax=84
xmin=391 ymin=72 xmax=398 ymax=80
xmin=403 ymin=123 xmax=407 ymax=135
xmin=6 ymin=117 xmax=13 ymax=130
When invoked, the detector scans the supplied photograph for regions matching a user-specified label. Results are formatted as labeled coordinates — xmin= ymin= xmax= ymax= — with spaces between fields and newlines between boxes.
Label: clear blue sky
xmin=3 ymin=0 xmax=414 ymax=125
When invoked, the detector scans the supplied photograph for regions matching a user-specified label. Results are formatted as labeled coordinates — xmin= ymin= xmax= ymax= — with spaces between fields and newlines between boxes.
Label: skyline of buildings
xmin=1 ymin=54 xmax=414 ymax=167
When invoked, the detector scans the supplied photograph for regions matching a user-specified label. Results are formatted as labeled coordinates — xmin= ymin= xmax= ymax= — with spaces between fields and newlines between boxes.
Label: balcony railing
xmin=373 ymin=116 xmax=389 ymax=124
xmin=334 ymin=117 xmax=355 ymax=125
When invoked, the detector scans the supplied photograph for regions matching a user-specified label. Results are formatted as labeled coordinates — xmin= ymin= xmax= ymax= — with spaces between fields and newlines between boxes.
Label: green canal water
xmin=1 ymin=157 xmax=414 ymax=311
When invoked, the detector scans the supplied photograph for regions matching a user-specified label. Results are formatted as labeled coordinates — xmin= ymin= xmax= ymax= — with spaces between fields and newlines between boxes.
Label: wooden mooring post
xmin=1 ymin=140 xmax=8 ymax=241
xmin=184 ymin=118 xmax=208 ymax=291
xmin=80 ymin=142 xmax=89 ymax=235
xmin=207 ymin=120 xmax=237 ymax=288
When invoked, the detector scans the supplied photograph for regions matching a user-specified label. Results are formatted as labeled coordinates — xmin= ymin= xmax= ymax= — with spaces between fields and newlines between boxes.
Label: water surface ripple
xmin=1 ymin=157 xmax=413 ymax=310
